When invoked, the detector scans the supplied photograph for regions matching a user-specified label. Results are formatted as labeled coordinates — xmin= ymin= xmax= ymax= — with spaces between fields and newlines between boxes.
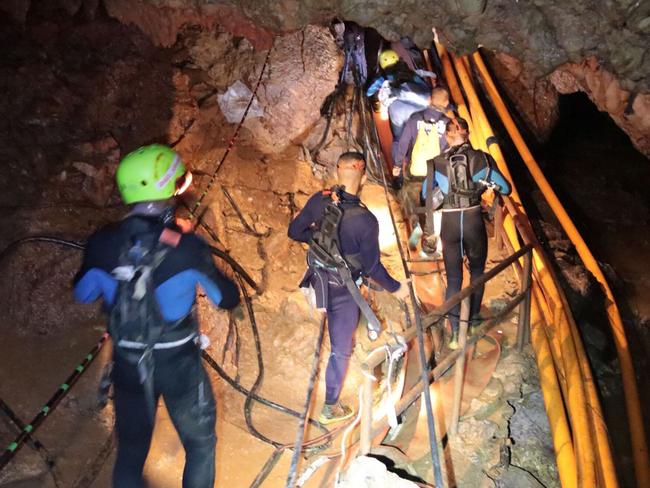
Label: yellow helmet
xmin=379 ymin=49 xmax=399 ymax=69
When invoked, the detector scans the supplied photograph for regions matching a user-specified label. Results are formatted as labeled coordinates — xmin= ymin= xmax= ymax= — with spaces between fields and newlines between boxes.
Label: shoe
xmin=319 ymin=402 xmax=355 ymax=425
xmin=421 ymin=235 xmax=443 ymax=260
xmin=448 ymin=330 xmax=459 ymax=350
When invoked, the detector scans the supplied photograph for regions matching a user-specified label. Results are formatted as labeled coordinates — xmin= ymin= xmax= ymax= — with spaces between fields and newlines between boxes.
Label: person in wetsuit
xmin=422 ymin=119 xmax=511 ymax=349
xmin=288 ymin=151 xmax=409 ymax=424
xmin=74 ymin=144 xmax=239 ymax=488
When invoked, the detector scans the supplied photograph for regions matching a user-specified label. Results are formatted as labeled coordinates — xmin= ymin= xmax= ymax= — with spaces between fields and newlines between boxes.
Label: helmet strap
xmin=128 ymin=200 xmax=175 ymax=222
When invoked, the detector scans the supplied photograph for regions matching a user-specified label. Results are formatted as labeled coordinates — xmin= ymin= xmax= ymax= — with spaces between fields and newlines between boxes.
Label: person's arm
xmin=288 ymin=192 xmax=322 ymax=243
xmin=474 ymin=154 xmax=512 ymax=195
xmin=359 ymin=216 xmax=400 ymax=292
xmin=73 ymin=232 xmax=118 ymax=305
xmin=394 ymin=117 xmax=417 ymax=170
xmin=195 ymin=243 xmax=240 ymax=310
xmin=366 ymin=76 xmax=386 ymax=97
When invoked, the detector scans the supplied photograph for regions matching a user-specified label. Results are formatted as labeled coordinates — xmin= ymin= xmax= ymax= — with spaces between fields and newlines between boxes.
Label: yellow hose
xmin=436 ymin=40 xmax=616 ymax=486
xmin=472 ymin=51 xmax=648 ymax=488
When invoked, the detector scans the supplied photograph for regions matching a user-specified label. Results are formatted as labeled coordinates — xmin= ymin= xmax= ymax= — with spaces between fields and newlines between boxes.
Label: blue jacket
xmin=422 ymin=143 xmax=511 ymax=202
xmin=288 ymin=190 xmax=400 ymax=293
xmin=74 ymin=215 xmax=239 ymax=331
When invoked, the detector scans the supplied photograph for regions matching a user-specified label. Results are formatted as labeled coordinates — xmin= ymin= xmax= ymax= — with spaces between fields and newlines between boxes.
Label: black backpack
xmin=307 ymin=188 xmax=364 ymax=272
xmin=307 ymin=188 xmax=382 ymax=340
xmin=445 ymin=152 xmax=482 ymax=209
xmin=108 ymin=232 xmax=170 ymax=385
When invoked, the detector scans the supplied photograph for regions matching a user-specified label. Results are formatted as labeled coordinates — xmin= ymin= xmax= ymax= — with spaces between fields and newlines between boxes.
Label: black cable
xmin=358 ymin=78 xmax=446 ymax=486
xmin=285 ymin=313 xmax=327 ymax=488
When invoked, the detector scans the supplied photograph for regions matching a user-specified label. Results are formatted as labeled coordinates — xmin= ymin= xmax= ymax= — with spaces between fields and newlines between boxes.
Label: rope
xmin=359 ymin=85 xmax=446 ymax=487
xmin=189 ymin=48 xmax=273 ymax=220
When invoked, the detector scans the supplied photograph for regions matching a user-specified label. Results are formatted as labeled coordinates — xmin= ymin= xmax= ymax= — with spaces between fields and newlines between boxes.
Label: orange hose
xmin=472 ymin=51 xmax=647 ymax=488
xmin=448 ymin=48 xmax=602 ymax=486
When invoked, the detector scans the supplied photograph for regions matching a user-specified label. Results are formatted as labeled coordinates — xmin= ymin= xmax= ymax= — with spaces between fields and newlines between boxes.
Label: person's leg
xmin=441 ymin=212 xmax=463 ymax=336
xmin=159 ymin=346 xmax=216 ymax=488
xmin=324 ymin=284 xmax=360 ymax=406
xmin=462 ymin=209 xmax=488 ymax=321
xmin=112 ymin=359 xmax=157 ymax=488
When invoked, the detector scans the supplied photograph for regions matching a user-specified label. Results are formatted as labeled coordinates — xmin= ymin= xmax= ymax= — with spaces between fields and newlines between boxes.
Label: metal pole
xmin=517 ymin=251 xmax=533 ymax=351
xmin=450 ymin=297 xmax=470 ymax=434
xmin=359 ymin=366 xmax=375 ymax=456
xmin=494 ymin=200 xmax=503 ymax=251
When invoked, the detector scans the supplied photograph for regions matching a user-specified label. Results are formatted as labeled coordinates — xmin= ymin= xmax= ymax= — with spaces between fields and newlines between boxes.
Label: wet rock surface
xmin=2 ymin=0 xmax=648 ymax=155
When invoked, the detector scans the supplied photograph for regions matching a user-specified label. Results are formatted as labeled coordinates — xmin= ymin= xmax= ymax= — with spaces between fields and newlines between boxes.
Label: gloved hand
xmin=392 ymin=165 xmax=403 ymax=177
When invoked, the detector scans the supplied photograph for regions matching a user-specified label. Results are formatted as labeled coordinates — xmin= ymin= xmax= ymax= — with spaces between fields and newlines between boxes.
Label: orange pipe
xmin=472 ymin=51 xmax=648 ymax=488
xmin=437 ymin=42 xmax=581 ymax=487
xmin=451 ymin=52 xmax=599 ymax=486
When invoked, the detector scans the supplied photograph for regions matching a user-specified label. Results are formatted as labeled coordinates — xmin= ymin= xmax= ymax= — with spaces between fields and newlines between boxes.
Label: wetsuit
xmin=422 ymin=143 xmax=511 ymax=332
xmin=74 ymin=212 xmax=239 ymax=488
xmin=288 ymin=190 xmax=400 ymax=404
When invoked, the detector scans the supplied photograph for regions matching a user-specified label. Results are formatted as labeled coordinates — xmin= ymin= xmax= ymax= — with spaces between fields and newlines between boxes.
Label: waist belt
xmin=301 ymin=259 xmax=381 ymax=339
xmin=440 ymin=204 xmax=481 ymax=212
xmin=117 ymin=332 xmax=197 ymax=350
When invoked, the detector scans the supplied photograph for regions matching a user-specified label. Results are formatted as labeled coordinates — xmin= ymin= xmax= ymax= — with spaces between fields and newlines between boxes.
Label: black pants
xmin=441 ymin=207 xmax=488 ymax=332
xmin=112 ymin=341 xmax=216 ymax=488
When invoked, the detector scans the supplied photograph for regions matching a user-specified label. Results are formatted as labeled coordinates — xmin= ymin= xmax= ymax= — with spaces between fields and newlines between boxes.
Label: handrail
xmin=443 ymin=45 xmax=622 ymax=488
xmin=472 ymin=51 xmax=648 ymax=488
xmin=359 ymin=243 xmax=534 ymax=455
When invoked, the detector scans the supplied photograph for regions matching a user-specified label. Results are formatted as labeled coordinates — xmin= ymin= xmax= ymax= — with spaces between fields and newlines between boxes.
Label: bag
xmin=109 ymin=235 xmax=168 ymax=351
xmin=108 ymin=231 xmax=170 ymax=419
xmin=446 ymin=152 xmax=481 ymax=209
xmin=308 ymin=188 xmax=363 ymax=272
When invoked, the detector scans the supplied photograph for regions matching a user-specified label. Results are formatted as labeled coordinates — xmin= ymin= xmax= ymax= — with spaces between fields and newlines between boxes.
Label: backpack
xmin=307 ymin=187 xmax=381 ymax=340
xmin=307 ymin=188 xmax=364 ymax=272
xmin=445 ymin=152 xmax=482 ymax=209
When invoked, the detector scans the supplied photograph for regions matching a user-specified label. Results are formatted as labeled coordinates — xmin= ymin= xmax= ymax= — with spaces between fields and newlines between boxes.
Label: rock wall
xmin=2 ymin=0 xmax=648 ymax=155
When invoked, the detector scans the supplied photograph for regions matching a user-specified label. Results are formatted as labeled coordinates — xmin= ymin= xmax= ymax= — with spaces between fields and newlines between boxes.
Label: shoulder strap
xmin=425 ymin=158 xmax=436 ymax=235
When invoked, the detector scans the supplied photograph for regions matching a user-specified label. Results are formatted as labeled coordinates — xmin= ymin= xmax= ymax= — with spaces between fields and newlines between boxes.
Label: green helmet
xmin=116 ymin=144 xmax=188 ymax=204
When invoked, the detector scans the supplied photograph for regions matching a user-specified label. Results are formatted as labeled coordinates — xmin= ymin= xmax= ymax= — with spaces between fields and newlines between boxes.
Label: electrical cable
xmin=358 ymin=77 xmax=446 ymax=487
xmin=285 ymin=313 xmax=327 ymax=488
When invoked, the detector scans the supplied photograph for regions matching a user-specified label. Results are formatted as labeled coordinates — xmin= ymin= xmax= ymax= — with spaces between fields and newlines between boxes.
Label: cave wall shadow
xmin=0 ymin=2 xmax=177 ymax=245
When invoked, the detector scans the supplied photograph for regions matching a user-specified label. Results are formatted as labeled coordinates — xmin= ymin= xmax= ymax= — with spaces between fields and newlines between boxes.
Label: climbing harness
xmin=305 ymin=186 xmax=382 ymax=341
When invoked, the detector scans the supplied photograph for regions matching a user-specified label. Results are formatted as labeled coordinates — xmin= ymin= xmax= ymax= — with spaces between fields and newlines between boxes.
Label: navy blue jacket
xmin=422 ymin=143 xmax=512 ymax=202
xmin=74 ymin=215 xmax=239 ymax=331
xmin=288 ymin=190 xmax=400 ymax=293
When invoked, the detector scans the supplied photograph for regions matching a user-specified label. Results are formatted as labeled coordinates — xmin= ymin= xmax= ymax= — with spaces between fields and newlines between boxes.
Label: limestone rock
xmin=242 ymin=25 xmax=342 ymax=154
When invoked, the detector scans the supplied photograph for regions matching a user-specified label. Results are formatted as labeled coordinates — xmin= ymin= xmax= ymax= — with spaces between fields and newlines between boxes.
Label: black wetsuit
xmin=423 ymin=143 xmax=511 ymax=331
xmin=74 ymin=213 xmax=239 ymax=488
